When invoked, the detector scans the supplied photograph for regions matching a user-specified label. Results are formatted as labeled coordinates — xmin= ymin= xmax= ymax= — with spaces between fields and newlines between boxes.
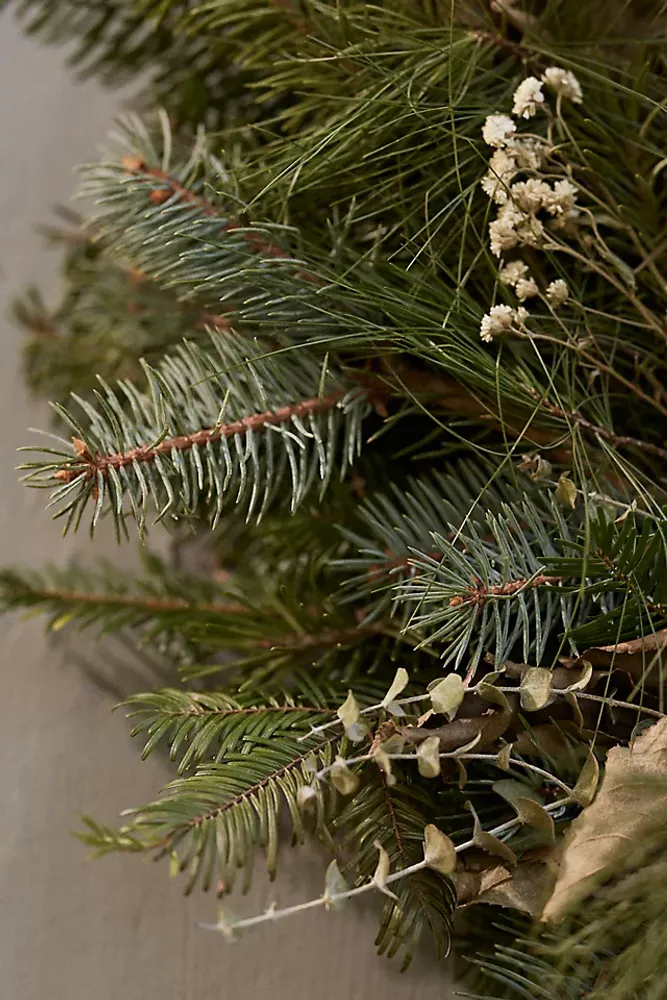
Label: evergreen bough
xmin=4 ymin=0 xmax=667 ymax=993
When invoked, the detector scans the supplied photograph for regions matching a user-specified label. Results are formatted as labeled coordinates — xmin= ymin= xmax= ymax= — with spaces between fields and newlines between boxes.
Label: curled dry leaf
xmin=579 ymin=630 xmax=667 ymax=689
xmin=477 ymin=682 xmax=511 ymax=711
xmin=429 ymin=674 xmax=464 ymax=719
xmin=330 ymin=757 xmax=360 ymax=796
xmin=372 ymin=746 xmax=396 ymax=786
xmin=455 ymin=758 xmax=468 ymax=789
xmin=520 ymin=667 xmax=553 ymax=711
xmin=466 ymin=801 xmax=518 ymax=866
xmin=337 ymin=690 xmax=365 ymax=742
xmin=493 ymin=778 xmax=544 ymax=814
xmin=564 ymin=660 xmax=593 ymax=693
xmin=555 ymin=473 xmax=577 ymax=509
xmin=542 ymin=717 xmax=667 ymax=921
xmin=517 ymin=798 xmax=556 ymax=842
xmin=496 ymin=743 xmax=513 ymax=771
xmin=372 ymin=840 xmax=398 ymax=900
xmin=465 ymin=860 xmax=557 ymax=917
xmin=572 ymin=750 xmax=599 ymax=807
xmin=382 ymin=667 xmax=409 ymax=707
xmin=324 ymin=859 xmax=348 ymax=910
xmin=493 ymin=780 xmax=556 ymax=839
xmin=423 ymin=824 xmax=457 ymax=875
xmin=417 ymin=735 xmax=441 ymax=778
xmin=565 ymin=690 xmax=585 ymax=729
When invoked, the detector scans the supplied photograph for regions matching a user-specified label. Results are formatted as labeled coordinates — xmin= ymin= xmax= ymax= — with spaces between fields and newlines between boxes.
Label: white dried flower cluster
xmin=489 ymin=206 xmax=522 ymax=256
xmin=547 ymin=179 xmax=580 ymax=227
xmin=479 ymin=304 xmax=527 ymax=343
xmin=514 ymin=138 xmax=550 ymax=171
xmin=479 ymin=67 xmax=582 ymax=338
xmin=482 ymin=114 xmax=516 ymax=148
xmin=510 ymin=178 xmax=553 ymax=214
xmin=542 ymin=67 xmax=583 ymax=104
xmin=488 ymin=202 xmax=547 ymax=257
xmin=546 ymin=278 xmax=569 ymax=307
xmin=512 ymin=77 xmax=544 ymax=119
xmin=516 ymin=277 xmax=539 ymax=301
xmin=499 ymin=260 xmax=528 ymax=286
xmin=480 ymin=149 xmax=518 ymax=204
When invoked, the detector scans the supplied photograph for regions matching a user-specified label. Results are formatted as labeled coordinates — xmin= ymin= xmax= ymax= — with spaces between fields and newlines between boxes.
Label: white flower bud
xmin=546 ymin=279 xmax=569 ymax=307
xmin=512 ymin=77 xmax=545 ymax=119
xmin=542 ymin=67 xmax=583 ymax=104
xmin=482 ymin=114 xmax=517 ymax=148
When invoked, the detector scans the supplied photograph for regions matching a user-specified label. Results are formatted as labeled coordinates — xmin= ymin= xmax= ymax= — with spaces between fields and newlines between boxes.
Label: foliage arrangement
xmin=4 ymin=0 xmax=667 ymax=994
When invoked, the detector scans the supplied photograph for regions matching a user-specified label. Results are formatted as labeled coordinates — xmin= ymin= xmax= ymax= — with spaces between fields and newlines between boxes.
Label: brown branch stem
xmin=122 ymin=156 xmax=323 ymax=284
xmin=148 ymin=705 xmax=336 ymax=719
xmin=54 ymin=390 xmax=349 ymax=484
xmin=528 ymin=389 xmax=667 ymax=462
xmin=449 ymin=574 xmax=565 ymax=608
xmin=179 ymin=736 xmax=340 ymax=832
xmin=21 ymin=586 xmax=246 ymax=617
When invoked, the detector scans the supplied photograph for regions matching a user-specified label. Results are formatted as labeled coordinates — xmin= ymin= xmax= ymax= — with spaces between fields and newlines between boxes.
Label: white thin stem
xmin=202 ymin=800 xmax=570 ymax=937
xmin=298 ymin=692 xmax=431 ymax=742
xmin=491 ymin=685 xmax=665 ymax=720
xmin=315 ymin=750 xmax=573 ymax=796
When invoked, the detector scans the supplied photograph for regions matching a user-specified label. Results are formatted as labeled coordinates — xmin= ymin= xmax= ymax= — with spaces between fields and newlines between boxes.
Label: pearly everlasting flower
xmin=513 ymin=137 xmax=551 ymax=171
xmin=480 ymin=304 xmax=514 ymax=342
xmin=510 ymin=178 xmax=553 ymax=214
xmin=499 ymin=260 xmax=528 ymax=287
xmin=546 ymin=279 xmax=569 ymax=307
xmin=516 ymin=212 xmax=545 ymax=247
xmin=545 ymin=178 xmax=578 ymax=217
xmin=516 ymin=277 xmax=539 ymax=301
xmin=515 ymin=306 xmax=529 ymax=323
xmin=481 ymin=149 xmax=518 ymax=203
xmin=512 ymin=77 xmax=545 ymax=119
xmin=542 ymin=67 xmax=583 ymax=104
xmin=482 ymin=114 xmax=517 ymax=148
xmin=489 ymin=206 xmax=523 ymax=256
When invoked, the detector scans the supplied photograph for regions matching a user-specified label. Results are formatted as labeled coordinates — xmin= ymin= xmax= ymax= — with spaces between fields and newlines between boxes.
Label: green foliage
xmin=21 ymin=333 xmax=370 ymax=535
xmin=14 ymin=211 xmax=222 ymax=400
xmin=81 ymin=733 xmax=339 ymax=893
xmin=0 ymin=552 xmax=236 ymax=639
xmin=337 ymin=776 xmax=458 ymax=970
xmin=6 ymin=0 xmax=667 ymax=987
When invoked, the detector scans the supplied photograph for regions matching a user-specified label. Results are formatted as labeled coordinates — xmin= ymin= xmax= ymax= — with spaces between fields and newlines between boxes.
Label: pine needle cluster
xmin=4 ymin=0 xmax=667 ymax=993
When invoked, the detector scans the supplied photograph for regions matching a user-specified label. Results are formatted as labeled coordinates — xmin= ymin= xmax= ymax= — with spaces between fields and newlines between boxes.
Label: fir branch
xmin=80 ymin=733 xmax=341 ymax=893
xmin=20 ymin=335 xmax=371 ymax=534
xmin=121 ymin=154 xmax=323 ymax=284
xmin=0 ymin=557 xmax=246 ymax=640
xmin=54 ymin=390 xmax=348 ymax=482
xmin=123 ymin=686 xmax=339 ymax=771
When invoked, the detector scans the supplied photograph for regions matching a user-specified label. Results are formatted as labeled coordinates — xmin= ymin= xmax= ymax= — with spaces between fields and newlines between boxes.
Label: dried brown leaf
xmin=572 ymin=750 xmax=599 ymax=807
xmin=580 ymin=630 xmax=667 ymax=689
xmin=542 ymin=717 xmax=667 ymax=921
xmin=470 ymin=860 xmax=557 ymax=916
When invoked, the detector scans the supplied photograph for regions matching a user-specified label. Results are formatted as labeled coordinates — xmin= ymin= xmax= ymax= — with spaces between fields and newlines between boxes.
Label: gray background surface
xmin=0 ymin=12 xmax=452 ymax=998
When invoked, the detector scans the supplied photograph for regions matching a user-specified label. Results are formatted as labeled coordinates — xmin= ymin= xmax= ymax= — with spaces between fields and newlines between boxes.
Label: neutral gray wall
xmin=0 ymin=13 xmax=453 ymax=998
